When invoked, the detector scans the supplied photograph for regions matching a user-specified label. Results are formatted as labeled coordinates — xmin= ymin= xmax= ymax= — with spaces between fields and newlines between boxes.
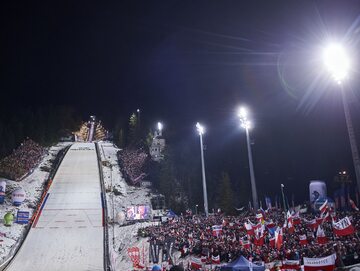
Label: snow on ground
xmin=98 ymin=141 xmax=157 ymax=270
xmin=5 ymin=142 xmax=104 ymax=271
xmin=0 ymin=142 xmax=72 ymax=265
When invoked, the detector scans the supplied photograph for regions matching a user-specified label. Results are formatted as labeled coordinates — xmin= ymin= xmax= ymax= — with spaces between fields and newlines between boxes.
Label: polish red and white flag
xmin=212 ymin=255 xmax=220 ymax=264
xmin=241 ymin=239 xmax=251 ymax=249
xmin=190 ymin=257 xmax=203 ymax=270
xmin=319 ymin=200 xmax=328 ymax=214
xmin=281 ymin=260 xmax=300 ymax=271
xmin=303 ymin=218 xmax=318 ymax=231
xmin=269 ymin=236 xmax=275 ymax=248
xmin=316 ymin=225 xmax=328 ymax=244
xmin=244 ymin=221 xmax=254 ymax=235
xmin=332 ymin=216 xmax=355 ymax=236
xmin=299 ymin=234 xmax=308 ymax=246
xmin=304 ymin=254 xmax=336 ymax=271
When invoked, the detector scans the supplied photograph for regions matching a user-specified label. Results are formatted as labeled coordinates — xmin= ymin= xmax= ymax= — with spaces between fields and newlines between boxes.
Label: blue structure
xmin=221 ymin=256 xmax=265 ymax=271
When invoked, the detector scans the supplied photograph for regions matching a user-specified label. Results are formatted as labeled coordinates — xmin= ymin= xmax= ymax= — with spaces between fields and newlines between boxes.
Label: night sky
xmin=1 ymin=1 xmax=360 ymax=202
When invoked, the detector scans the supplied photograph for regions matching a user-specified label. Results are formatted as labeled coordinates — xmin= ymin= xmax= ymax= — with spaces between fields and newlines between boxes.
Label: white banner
xmin=304 ymin=253 xmax=336 ymax=267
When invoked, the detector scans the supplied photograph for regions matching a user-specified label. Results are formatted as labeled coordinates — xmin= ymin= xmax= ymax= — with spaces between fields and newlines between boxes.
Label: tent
xmin=221 ymin=256 xmax=265 ymax=271
xmin=166 ymin=209 xmax=177 ymax=218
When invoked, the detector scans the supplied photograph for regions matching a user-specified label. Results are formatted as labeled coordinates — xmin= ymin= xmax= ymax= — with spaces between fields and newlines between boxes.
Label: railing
xmin=95 ymin=142 xmax=111 ymax=271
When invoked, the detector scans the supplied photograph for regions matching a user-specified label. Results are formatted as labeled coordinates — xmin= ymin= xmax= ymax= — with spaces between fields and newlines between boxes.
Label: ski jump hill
xmin=5 ymin=143 xmax=105 ymax=271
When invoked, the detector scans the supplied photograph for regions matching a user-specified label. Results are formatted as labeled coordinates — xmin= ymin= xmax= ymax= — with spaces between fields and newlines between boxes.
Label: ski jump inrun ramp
xmin=5 ymin=143 xmax=105 ymax=271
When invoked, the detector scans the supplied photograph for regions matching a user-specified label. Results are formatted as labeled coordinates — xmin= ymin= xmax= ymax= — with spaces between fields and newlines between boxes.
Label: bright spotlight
xmin=238 ymin=107 xmax=247 ymax=119
xmin=157 ymin=122 xmax=163 ymax=131
xmin=196 ymin=122 xmax=205 ymax=135
xmin=323 ymin=43 xmax=350 ymax=83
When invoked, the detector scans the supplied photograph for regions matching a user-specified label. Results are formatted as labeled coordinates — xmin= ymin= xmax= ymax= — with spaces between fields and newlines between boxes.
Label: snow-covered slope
xmin=4 ymin=143 xmax=104 ymax=271
xmin=0 ymin=142 xmax=71 ymax=266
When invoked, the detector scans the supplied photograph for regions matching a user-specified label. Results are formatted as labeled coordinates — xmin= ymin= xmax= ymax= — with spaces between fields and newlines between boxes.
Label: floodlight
xmin=323 ymin=43 xmax=350 ymax=83
xmin=196 ymin=122 xmax=205 ymax=135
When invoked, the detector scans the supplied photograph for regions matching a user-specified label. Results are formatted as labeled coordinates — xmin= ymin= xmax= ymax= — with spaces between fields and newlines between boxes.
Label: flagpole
xmin=281 ymin=184 xmax=287 ymax=222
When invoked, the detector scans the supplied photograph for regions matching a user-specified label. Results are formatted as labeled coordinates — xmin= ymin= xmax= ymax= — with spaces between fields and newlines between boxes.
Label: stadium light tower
xmin=196 ymin=122 xmax=209 ymax=217
xmin=238 ymin=107 xmax=259 ymax=211
xmin=323 ymin=43 xmax=360 ymax=194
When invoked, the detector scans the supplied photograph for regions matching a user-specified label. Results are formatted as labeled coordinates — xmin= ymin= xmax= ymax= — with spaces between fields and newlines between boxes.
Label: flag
xmin=322 ymin=211 xmax=331 ymax=223
xmin=190 ymin=257 xmax=203 ymax=270
xmin=281 ymin=260 xmax=300 ymax=271
xmin=349 ymin=198 xmax=359 ymax=211
xmin=332 ymin=216 xmax=355 ymax=236
xmin=287 ymin=211 xmax=294 ymax=234
xmin=254 ymin=234 xmax=265 ymax=246
xmin=319 ymin=200 xmax=328 ymax=214
xmin=241 ymin=239 xmax=251 ymax=249
xmin=292 ymin=211 xmax=301 ymax=225
xmin=244 ymin=221 xmax=254 ymax=235
xmin=316 ymin=225 xmax=328 ymax=244
xmin=254 ymin=224 xmax=265 ymax=246
xmin=212 ymin=225 xmax=223 ymax=237
xmin=269 ymin=236 xmax=275 ymax=248
xmin=256 ymin=212 xmax=264 ymax=224
xmin=299 ymin=234 xmax=308 ymax=246
xmin=266 ymin=220 xmax=277 ymax=235
xmin=212 ymin=255 xmax=220 ymax=264
xmin=275 ymin=227 xmax=283 ymax=250
xmin=303 ymin=218 xmax=318 ymax=231
xmin=304 ymin=254 xmax=336 ymax=271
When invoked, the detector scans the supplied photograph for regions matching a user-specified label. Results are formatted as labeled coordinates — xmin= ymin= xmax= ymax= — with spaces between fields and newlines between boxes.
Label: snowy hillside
xmin=0 ymin=142 xmax=72 ymax=266
xmin=97 ymin=141 xmax=156 ymax=270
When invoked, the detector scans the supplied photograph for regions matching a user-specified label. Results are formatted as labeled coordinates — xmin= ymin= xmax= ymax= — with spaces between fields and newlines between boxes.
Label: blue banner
xmin=16 ymin=211 xmax=30 ymax=224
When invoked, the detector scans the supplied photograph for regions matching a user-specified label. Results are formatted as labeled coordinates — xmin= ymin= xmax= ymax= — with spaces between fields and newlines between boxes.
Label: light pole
xmin=195 ymin=204 xmax=199 ymax=215
xmin=196 ymin=122 xmax=209 ymax=217
xmin=238 ymin=107 xmax=259 ymax=211
xmin=157 ymin=122 xmax=163 ymax=136
xmin=323 ymin=43 xmax=360 ymax=194
xmin=137 ymin=108 xmax=141 ymax=126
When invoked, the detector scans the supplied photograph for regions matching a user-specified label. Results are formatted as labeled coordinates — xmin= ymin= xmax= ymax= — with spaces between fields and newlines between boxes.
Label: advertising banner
xmin=12 ymin=188 xmax=26 ymax=206
xmin=16 ymin=210 xmax=30 ymax=224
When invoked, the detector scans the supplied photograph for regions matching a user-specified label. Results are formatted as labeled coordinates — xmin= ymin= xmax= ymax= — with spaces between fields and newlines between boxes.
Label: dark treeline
xmin=0 ymin=105 xmax=81 ymax=159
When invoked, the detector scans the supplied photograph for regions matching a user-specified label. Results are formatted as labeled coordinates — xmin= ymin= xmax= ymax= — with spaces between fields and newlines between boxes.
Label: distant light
xmin=157 ymin=122 xmax=163 ymax=131
xmin=196 ymin=122 xmax=205 ymax=135
xmin=137 ymin=109 xmax=140 ymax=113
xmin=323 ymin=43 xmax=350 ymax=84
xmin=238 ymin=106 xmax=252 ymax=130
xmin=343 ymin=171 xmax=347 ymax=175
xmin=238 ymin=107 xmax=247 ymax=119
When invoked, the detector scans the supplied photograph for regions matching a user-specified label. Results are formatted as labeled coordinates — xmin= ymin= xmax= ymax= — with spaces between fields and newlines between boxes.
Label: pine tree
xmin=128 ymin=113 xmax=138 ymax=146
xmin=219 ymin=172 xmax=235 ymax=215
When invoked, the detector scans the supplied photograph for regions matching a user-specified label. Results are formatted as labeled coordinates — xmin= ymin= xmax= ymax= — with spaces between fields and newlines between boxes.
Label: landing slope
xmin=5 ymin=143 xmax=104 ymax=271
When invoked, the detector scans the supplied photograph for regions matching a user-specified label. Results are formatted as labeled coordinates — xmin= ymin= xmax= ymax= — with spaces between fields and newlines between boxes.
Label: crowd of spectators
xmin=118 ymin=148 xmax=148 ymax=185
xmin=0 ymin=139 xmax=45 ymax=180
xmin=140 ymin=208 xmax=360 ymax=269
